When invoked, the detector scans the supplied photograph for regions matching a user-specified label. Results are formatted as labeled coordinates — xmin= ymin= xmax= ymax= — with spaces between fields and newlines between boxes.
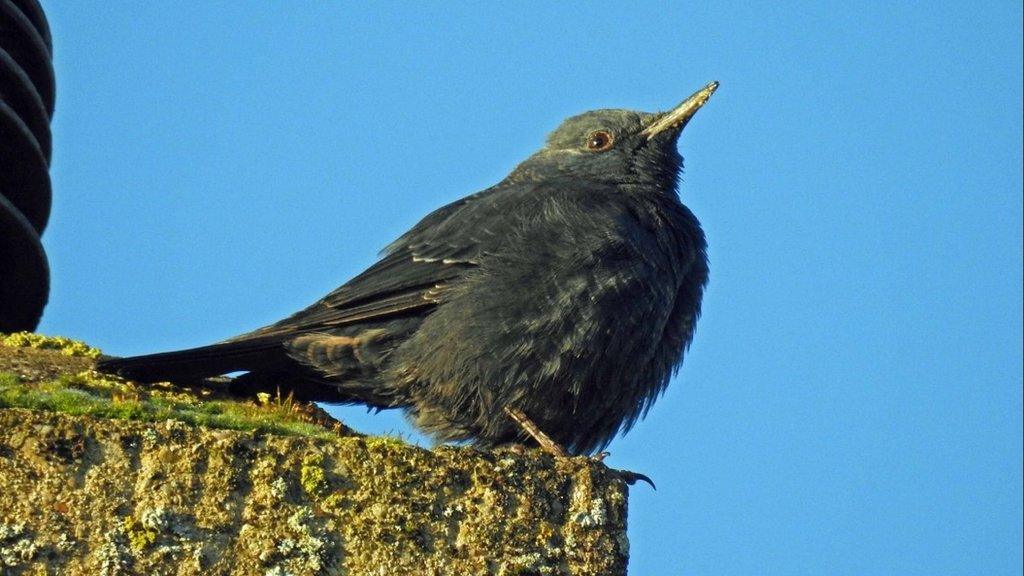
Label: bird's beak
xmin=640 ymin=81 xmax=719 ymax=140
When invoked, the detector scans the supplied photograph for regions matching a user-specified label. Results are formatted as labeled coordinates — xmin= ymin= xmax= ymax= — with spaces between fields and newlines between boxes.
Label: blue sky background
xmin=39 ymin=2 xmax=1021 ymax=574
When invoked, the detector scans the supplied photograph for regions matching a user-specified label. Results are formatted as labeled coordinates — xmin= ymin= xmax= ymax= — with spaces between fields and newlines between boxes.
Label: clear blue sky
xmin=39 ymin=2 xmax=1021 ymax=574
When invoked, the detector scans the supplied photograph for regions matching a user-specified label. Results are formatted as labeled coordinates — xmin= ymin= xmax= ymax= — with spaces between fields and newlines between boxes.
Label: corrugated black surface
xmin=0 ymin=0 xmax=51 ymax=331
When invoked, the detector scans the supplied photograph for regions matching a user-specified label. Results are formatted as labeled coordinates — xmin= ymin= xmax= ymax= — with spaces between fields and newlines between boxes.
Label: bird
xmin=97 ymin=81 xmax=718 ymax=457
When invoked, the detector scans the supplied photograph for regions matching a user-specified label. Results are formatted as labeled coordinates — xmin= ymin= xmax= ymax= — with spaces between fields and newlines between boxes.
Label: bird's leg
xmin=501 ymin=408 xmax=654 ymax=488
xmin=503 ymin=407 xmax=568 ymax=458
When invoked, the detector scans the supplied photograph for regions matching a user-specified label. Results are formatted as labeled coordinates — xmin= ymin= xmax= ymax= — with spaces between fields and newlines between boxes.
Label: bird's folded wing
xmin=226 ymin=180 xmax=540 ymax=341
xmin=226 ymin=253 xmax=468 ymax=341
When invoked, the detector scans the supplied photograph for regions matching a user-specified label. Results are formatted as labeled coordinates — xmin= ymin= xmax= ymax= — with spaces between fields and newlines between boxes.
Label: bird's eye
xmin=586 ymin=130 xmax=614 ymax=152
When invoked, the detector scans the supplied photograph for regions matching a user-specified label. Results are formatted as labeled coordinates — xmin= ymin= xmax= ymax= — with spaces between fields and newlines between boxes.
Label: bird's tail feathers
xmin=95 ymin=337 xmax=289 ymax=383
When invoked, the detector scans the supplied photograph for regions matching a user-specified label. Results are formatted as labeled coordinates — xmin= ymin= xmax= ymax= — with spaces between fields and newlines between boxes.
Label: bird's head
xmin=513 ymin=81 xmax=718 ymax=192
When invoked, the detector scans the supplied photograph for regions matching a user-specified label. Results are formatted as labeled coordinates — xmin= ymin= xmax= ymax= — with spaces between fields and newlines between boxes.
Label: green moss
xmin=0 ymin=369 xmax=339 ymax=439
xmin=122 ymin=516 xmax=157 ymax=552
xmin=301 ymin=453 xmax=330 ymax=500
xmin=0 ymin=332 xmax=102 ymax=358
xmin=363 ymin=435 xmax=408 ymax=449
xmin=321 ymin=492 xmax=346 ymax=511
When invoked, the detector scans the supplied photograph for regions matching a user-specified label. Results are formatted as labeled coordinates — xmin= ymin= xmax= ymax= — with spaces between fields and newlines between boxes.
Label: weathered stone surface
xmin=0 ymin=337 xmax=629 ymax=575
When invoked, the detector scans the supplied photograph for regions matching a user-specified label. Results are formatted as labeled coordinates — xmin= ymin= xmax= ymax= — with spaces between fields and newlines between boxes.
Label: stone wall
xmin=0 ymin=337 xmax=629 ymax=575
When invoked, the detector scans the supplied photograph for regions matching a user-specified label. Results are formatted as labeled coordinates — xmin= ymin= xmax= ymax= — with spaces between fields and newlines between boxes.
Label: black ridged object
xmin=0 ymin=0 xmax=53 ymax=332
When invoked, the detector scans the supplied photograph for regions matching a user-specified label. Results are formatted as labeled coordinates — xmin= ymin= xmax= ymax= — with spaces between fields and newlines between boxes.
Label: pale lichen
xmin=0 ymin=521 xmax=39 ymax=568
xmin=94 ymin=529 xmax=132 ymax=576
xmin=270 ymin=477 xmax=289 ymax=501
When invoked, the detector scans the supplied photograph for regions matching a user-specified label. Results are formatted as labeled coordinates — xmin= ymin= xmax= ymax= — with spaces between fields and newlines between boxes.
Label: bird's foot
xmin=501 ymin=408 xmax=654 ymax=488
xmin=587 ymin=452 xmax=655 ymax=489
xmin=503 ymin=407 xmax=568 ymax=458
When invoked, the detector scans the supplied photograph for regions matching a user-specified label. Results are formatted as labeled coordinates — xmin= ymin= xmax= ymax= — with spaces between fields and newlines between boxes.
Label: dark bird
xmin=97 ymin=82 xmax=718 ymax=456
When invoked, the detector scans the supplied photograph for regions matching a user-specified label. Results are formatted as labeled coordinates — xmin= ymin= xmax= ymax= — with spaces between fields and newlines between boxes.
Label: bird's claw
xmin=587 ymin=451 xmax=654 ymax=488
xmin=610 ymin=468 xmax=656 ymax=490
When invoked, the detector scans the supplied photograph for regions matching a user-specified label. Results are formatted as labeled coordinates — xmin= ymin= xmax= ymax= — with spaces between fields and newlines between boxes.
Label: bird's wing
xmin=229 ymin=179 xmax=540 ymax=339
